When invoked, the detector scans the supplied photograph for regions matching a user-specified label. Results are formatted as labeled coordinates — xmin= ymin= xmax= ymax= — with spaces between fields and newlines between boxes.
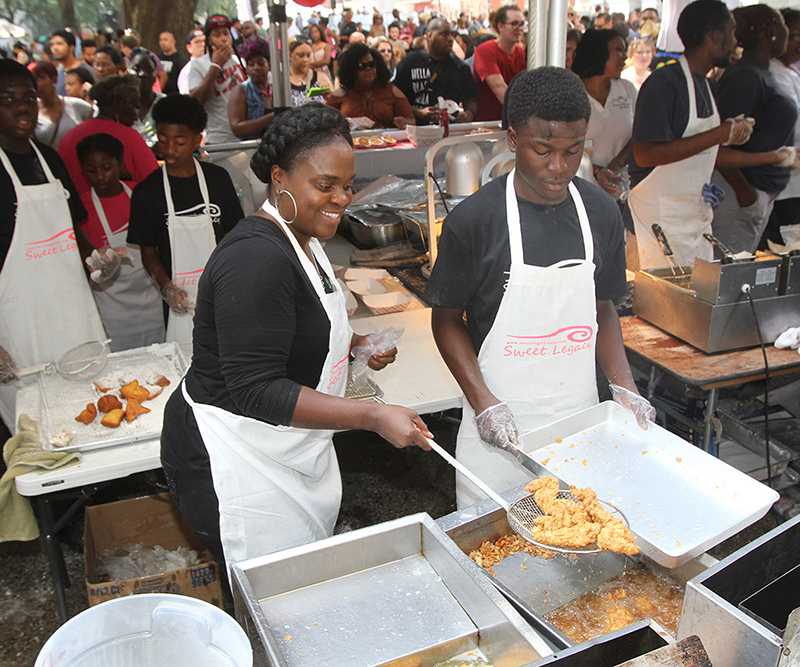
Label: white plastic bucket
xmin=35 ymin=594 xmax=252 ymax=667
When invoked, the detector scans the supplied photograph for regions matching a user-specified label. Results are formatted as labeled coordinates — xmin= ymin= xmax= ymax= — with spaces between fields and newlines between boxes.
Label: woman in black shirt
xmin=161 ymin=103 xmax=431 ymax=573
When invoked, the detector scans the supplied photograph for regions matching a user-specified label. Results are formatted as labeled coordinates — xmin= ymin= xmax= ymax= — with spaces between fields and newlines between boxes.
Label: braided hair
xmin=250 ymin=103 xmax=352 ymax=184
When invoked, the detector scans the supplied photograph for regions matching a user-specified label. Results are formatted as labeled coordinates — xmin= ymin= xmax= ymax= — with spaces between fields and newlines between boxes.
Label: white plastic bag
xmin=350 ymin=327 xmax=404 ymax=380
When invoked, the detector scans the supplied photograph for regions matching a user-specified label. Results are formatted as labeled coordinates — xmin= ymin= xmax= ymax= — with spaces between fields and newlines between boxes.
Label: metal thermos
xmin=445 ymin=143 xmax=484 ymax=197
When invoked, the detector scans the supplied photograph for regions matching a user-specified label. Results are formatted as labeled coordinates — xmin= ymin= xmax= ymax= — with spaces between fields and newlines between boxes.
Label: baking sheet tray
xmin=38 ymin=342 xmax=187 ymax=453
xmin=518 ymin=401 xmax=779 ymax=568
xmin=232 ymin=513 xmax=551 ymax=666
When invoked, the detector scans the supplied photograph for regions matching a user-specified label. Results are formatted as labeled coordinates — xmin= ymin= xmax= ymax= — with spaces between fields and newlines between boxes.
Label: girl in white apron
xmin=160 ymin=104 xmax=431 ymax=577
xmin=76 ymin=133 xmax=164 ymax=352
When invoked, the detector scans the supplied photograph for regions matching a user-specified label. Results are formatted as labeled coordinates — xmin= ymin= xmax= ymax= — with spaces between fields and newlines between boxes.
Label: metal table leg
xmin=33 ymin=496 xmax=69 ymax=622
xmin=703 ymin=388 xmax=719 ymax=456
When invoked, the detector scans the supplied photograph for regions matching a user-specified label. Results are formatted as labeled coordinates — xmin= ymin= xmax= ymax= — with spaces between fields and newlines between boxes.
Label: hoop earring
xmin=277 ymin=189 xmax=298 ymax=224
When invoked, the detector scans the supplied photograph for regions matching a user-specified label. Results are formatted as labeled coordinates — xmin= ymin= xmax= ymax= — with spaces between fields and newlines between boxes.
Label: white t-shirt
xmin=187 ymin=53 xmax=247 ymax=145
xmin=585 ymin=78 xmax=638 ymax=181
xmin=35 ymin=96 xmax=93 ymax=149
xmin=770 ymin=58 xmax=800 ymax=201
xmin=177 ymin=57 xmax=199 ymax=94
xmin=656 ymin=0 xmax=692 ymax=53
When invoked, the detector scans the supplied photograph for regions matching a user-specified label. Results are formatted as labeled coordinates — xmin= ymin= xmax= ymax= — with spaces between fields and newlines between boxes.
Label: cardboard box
xmin=84 ymin=492 xmax=223 ymax=608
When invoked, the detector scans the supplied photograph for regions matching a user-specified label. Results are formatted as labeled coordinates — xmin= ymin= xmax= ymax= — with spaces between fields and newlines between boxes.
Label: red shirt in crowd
xmin=58 ymin=119 xmax=159 ymax=194
xmin=473 ymin=40 xmax=526 ymax=121
xmin=78 ymin=181 xmax=137 ymax=249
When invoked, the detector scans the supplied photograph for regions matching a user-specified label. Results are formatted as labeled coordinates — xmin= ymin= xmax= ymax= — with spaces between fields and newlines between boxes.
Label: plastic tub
xmin=35 ymin=594 xmax=252 ymax=667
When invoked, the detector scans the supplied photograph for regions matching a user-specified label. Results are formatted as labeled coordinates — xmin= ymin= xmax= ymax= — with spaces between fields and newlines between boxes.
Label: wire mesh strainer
xmin=426 ymin=438 xmax=629 ymax=555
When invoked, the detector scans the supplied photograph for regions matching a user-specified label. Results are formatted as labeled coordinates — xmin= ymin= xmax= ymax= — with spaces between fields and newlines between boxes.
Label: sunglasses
xmin=356 ymin=60 xmax=376 ymax=70
xmin=504 ymin=20 xmax=525 ymax=28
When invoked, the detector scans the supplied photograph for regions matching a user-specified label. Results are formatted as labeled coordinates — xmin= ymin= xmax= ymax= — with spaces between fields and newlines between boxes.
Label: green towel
xmin=0 ymin=415 xmax=81 ymax=542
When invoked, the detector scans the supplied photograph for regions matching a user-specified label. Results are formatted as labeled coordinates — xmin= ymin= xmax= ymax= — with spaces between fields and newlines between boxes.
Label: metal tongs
xmin=651 ymin=224 xmax=687 ymax=277
xmin=703 ymin=233 xmax=737 ymax=264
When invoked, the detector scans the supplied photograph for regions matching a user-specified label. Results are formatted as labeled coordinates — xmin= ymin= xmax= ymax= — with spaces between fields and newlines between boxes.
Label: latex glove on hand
xmin=702 ymin=182 xmax=725 ymax=209
xmin=0 ymin=345 xmax=17 ymax=383
xmin=161 ymin=281 xmax=192 ymax=314
xmin=610 ymin=384 xmax=656 ymax=430
xmin=776 ymin=146 xmax=800 ymax=169
xmin=475 ymin=402 xmax=520 ymax=453
xmin=722 ymin=115 xmax=755 ymax=146
xmin=351 ymin=327 xmax=404 ymax=374
xmin=595 ymin=167 xmax=623 ymax=199
xmin=85 ymin=248 xmax=122 ymax=283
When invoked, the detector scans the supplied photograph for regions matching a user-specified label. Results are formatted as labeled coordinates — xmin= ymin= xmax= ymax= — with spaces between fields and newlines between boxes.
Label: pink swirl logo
xmin=508 ymin=325 xmax=594 ymax=343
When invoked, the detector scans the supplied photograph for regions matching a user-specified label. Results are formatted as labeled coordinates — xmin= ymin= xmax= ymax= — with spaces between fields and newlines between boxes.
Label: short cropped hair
xmin=505 ymin=66 xmax=591 ymax=130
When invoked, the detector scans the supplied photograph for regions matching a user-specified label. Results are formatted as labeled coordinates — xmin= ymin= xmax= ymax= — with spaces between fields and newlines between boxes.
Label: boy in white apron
xmin=76 ymin=133 xmax=164 ymax=351
xmin=427 ymin=67 xmax=655 ymax=509
xmin=127 ymin=94 xmax=243 ymax=358
xmin=0 ymin=60 xmax=104 ymax=432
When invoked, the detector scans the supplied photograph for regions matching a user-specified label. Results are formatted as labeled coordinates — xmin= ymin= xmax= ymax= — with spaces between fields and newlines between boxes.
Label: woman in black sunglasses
xmin=325 ymin=43 xmax=413 ymax=129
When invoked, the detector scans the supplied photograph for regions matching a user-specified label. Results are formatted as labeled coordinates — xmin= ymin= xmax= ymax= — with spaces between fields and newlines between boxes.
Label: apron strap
xmin=91 ymin=182 xmax=132 ymax=242
xmin=679 ymin=56 xmax=718 ymax=124
xmin=567 ymin=181 xmax=594 ymax=264
xmin=28 ymin=140 xmax=58 ymax=183
xmin=163 ymin=159 xmax=211 ymax=219
xmin=505 ymin=169 xmax=595 ymax=267
xmin=260 ymin=198 xmax=334 ymax=308
xmin=0 ymin=145 xmax=24 ymax=192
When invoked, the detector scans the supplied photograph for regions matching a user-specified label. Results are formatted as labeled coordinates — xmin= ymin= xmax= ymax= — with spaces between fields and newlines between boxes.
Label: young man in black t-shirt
xmin=127 ymin=95 xmax=242 ymax=319
xmin=158 ymin=31 xmax=189 ymax=96
xmin=394 ymin=18 xmax=477 ymax=125
xmin=427 ymin=68 xmax=652 ymax=506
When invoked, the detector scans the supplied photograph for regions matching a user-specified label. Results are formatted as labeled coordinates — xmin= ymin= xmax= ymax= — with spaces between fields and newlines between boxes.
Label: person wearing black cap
xmin=188 ymin=15 xmax=246 ymax=145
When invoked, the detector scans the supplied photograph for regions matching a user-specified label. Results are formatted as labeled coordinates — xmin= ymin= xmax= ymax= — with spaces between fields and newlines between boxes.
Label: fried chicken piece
xmin=604 ymin=606 xmax=635 ymax=633
xmin=120 ymin=380 xmax=150 ymax=402
xmin=75 ymin=402 xmax=97 ymax=424
xmin=145 ymin=385 xmax=163 ymax=400
xmin=125 ymin=398 xmax=151 ymax=423
xmin=532 ymin=522 xmax=601 ymax=548
xmin=597 ymin=521 xmax=640 ymax=556
xmin=100 ymin=408 xmax=124 ymax=428
xmin=97 ymin=394 xmax=123 ymax=413
xmin=522 ymin=476 xmax=639 ymax=555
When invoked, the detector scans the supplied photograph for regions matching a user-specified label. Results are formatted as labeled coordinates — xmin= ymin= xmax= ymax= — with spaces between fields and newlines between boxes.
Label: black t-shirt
xmin=394 ymin=51 xmax=477 ymax=117
xmin=629 ymin=60 xmax=716 ymax=188
xmin=425 ymin=174 xmax=626 ymax=354
xmin=185 ymin=216 xmax=333 ymax=425
xmin=0 ymin=141 xmax=86 ymax=271
xmin=716 ymin=59 xmax=797 ymax=194
xmin=159 ymin=51 xmax=189 ymax=95
xmin=127 ymin=161 xmax=243 ymax=277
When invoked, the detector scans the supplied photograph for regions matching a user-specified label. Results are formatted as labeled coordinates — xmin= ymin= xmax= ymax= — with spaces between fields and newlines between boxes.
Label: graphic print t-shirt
xmin=187 ymin=53 xmax=247 ymax=144
xmin=127 ymin=161 xmax=243 ymax=277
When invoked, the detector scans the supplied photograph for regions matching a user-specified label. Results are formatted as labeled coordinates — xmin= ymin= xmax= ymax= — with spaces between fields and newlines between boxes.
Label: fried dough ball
xmin=75 ymin=402 xmax=97 ymax=424
xmin=97 ymin=394 xmax=123 ymax=413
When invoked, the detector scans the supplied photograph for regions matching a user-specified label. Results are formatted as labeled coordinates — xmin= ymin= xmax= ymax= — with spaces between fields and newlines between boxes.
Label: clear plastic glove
xmin=610 ymin=384 xmax=656 ymax=430
xmin=594 ymin=167 xmax=623 ymax=199
xmin=85 ymin=248 xmax=122 ymax=284
xmin=702 ymin=182 xmax=725 ymax=209
xmin=722 ymin=115 xmax=755 ymax=146
xmin=351 ymin=327 xmax=404 ymax=379
xmin=161 ymin=281 xmax=192 ymax=314
xmin=475 ymin=402 xmax=520 ymax=453
xmin=0 ymin=345 xmax=17 ymax=383
xmin=776 ymin=146 xmax=799 ymax=169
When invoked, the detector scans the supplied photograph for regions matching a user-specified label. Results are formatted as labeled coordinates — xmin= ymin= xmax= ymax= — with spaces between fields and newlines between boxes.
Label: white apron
xmin=629 ymin=56 xmax=719 ymax=270
xmin=90 ymin=184 xmax=165 ymax=352
xmin=164 ymin=160 xmax=216 ymax=356
xmin=182 ymin=200 xmax=352 ymax=570
xmin=456 ymin=171 xmax=600 ymax=509
xmin=0 ymin=142 xmax=105 ymax=429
